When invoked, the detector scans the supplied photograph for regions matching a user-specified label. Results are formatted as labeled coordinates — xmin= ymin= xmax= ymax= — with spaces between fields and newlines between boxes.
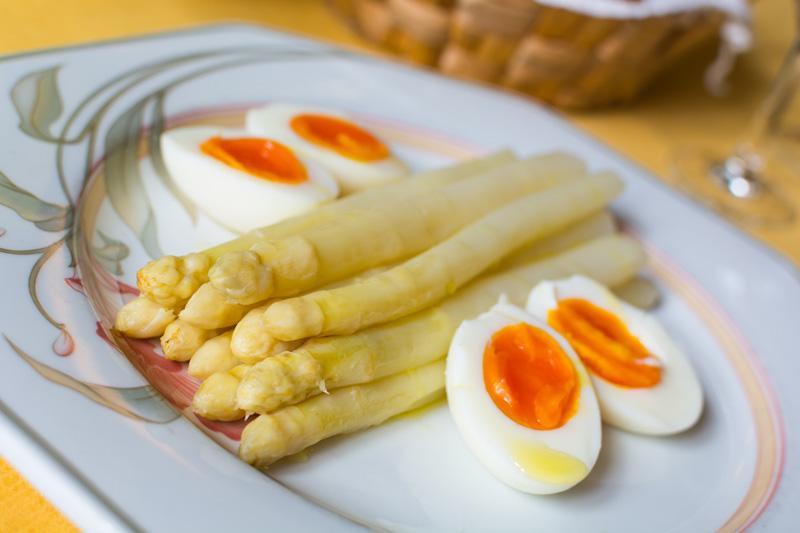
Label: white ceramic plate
xmin=0 ymin=25 xmax=796 ymax=532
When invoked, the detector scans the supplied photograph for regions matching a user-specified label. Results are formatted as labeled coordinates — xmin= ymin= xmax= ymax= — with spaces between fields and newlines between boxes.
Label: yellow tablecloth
xmin=0 ymin=0 xmax=796 ymax=530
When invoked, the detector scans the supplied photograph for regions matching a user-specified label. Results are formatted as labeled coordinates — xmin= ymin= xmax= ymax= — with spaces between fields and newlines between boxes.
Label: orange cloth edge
xmin=0 ymin=457 xmax=78 ymax=532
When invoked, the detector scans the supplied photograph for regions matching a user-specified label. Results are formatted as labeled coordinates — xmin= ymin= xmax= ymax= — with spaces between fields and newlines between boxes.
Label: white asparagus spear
xmin=613 ymin=276 xmax=661 ymax=310
xmin=178 ymin=283 xmax=255 ymax=329
xmin=228 ymin=264 xmax=392 ymax=363
xmin=192 ymin=364 xmax=249 ymax=421
xmin=263 ymin=172 xmax=622 ymax=341
xmin=188 ymin=332 xmax=239 ymax=380
xmin=239 ymin=360 xmax=446 ymax=468
xmin=208 ymin=153 xmax=586 ymax=305
xmin=229 ymin=308 xmax=304 ymax=364
xmin=499 ymin=211 xmax=615 ymax=269
xmin=160 ymin=320 xmax=219 ymax=362
xmin=181 ymin=264 xmax=396 ymax=332
xmin=114 ymin=296 xmax=176 ymax=338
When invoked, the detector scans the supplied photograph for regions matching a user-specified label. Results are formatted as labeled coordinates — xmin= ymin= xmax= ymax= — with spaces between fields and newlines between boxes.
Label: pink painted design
xmin=95 ymin=320 xmax=248 ymax=438
xmin=64 ymin=275 xmax=85 ymax=294
xmin=52 ymin=328 xmax=75 ymax=356
xmin=95 ymin=322 xmax=195 ymax=409
xmin=97 ymin=264 xmax=140 ymax=296
xmin=197 ymin=416 xmax=248 ymax=441
xmin=67 ymin=272 xmax=137 ymax=297
xmin=115 ymin=280 xmax=139 ymax=296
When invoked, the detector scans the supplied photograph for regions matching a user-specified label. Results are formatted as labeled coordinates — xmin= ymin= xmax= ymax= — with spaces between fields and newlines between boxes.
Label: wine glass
xmin=672 ymin=30 xmax=800 ymax=226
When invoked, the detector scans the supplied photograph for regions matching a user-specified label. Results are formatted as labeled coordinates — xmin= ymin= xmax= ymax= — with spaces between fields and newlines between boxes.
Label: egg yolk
xmin=483 ymin=323 xmax=579 ymax=431
xmin=290 ymin=114 xmax=390 ymax=162
xmin=200 ymin=136 xmax=308 ymax=184
xmin=548 ymin=298 xmax=662 ymax=388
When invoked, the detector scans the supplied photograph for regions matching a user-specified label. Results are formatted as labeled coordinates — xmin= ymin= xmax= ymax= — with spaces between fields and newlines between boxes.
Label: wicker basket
xmin=328 ymin=0 xmax=726 ymax=109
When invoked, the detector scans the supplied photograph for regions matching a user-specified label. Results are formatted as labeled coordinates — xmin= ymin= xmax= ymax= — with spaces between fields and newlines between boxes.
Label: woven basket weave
xmin=328 ymin=0 xmax=726 ymax=109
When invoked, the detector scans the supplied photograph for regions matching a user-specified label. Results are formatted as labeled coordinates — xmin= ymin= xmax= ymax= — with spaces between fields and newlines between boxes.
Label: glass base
xmin=672 ymin=148 xmax=795 ymax=228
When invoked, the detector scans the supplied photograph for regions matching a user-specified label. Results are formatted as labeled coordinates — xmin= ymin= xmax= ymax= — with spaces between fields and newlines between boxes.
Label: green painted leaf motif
xmin=92 ymin=230 xmax=130 ymax=275
xmin=5 ymin=336 xmax=178 ymax=423
xmin=149 ymin=92 xmax=197 ymax=221
xmin=104 ymin=98 xmax=162 ymax=258
xmin=11 ymin=66 xmax=64 ymax=141
xmin=0 ymin=170 xmax=71 ymax=231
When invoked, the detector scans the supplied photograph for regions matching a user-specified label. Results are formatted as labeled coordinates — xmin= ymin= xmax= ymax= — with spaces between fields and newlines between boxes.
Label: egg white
xmin=245 ymin=103 xmax=408 ymax=192
xmin=447 ymin=302 xmax=602 ymax=495
xmin=160 ymin=126 xmax=338 ymax=233
xmin=526 ymin=275 xmax=704 ymax=436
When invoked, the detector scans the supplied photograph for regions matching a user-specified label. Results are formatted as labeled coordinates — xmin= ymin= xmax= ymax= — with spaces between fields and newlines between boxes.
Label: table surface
xmin=0 ymin=0 xmax=796 ymax=530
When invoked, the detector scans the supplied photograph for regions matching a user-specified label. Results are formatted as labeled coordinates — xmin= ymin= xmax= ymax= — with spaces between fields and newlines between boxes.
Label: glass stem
xmin=731 ymin=37 xmax=800 ymax=170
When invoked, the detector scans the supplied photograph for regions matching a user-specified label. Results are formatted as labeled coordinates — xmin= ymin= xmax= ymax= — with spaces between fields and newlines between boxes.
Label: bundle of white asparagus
xmin=114 ymin=150 xmax=654 ymax=468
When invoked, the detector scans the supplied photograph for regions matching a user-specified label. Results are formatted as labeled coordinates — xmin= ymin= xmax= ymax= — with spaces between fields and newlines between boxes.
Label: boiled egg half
xmin=160 ymin=126 xmax=338 ymax=233
xmin=526 ymin=275 xmax=703 ymax=436
xmin=447 ymin=301 xmax=602 ymax=495
xmin=245 ymin=103 xmax=408 ymax=192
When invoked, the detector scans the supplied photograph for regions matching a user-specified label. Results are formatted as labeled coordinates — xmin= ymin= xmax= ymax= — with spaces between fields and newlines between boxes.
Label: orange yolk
xmin=483 ymin=323 xmax=580 ymax=431
xmin=548 ymin=298 xmax=662 ymax=388
xmin=290 ymin=113 xmax=390 ymax=162
xmin=200 ymin=136 xmax=308 ymax=184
